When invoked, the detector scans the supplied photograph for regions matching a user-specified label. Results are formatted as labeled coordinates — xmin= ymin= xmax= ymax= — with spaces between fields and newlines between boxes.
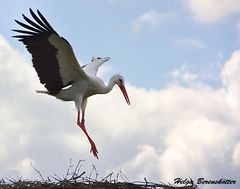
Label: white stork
xmin=12 ymin=9 xmax=130 ymax=158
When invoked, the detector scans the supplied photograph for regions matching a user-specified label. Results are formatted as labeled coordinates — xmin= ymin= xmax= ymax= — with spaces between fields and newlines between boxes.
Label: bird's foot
xmin=89 ymin=139 xmax=99 ymax=159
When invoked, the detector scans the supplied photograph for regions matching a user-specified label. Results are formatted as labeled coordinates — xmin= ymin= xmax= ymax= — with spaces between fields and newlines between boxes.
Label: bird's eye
xmin=119 ymin=79 xmax=123 ymax=83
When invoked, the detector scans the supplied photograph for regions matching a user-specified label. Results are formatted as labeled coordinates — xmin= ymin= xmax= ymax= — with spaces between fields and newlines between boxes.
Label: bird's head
xmin=113 ymin=74 xmax=131 ymax=105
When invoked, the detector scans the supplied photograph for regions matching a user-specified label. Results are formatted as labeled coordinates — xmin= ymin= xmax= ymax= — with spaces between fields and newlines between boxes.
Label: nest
xmin=0 ymin=160 xmax=198 ymax=189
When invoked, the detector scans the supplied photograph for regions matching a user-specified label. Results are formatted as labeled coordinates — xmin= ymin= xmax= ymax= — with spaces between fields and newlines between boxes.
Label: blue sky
xmin=1 ymin=1 xmax=240 ymax=189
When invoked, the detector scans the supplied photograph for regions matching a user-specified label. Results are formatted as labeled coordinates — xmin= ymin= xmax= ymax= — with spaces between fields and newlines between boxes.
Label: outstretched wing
xmin=13 ymin=9 xmax=88 ymax=94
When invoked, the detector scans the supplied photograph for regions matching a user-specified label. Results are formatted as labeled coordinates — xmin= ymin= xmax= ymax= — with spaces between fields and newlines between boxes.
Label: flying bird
xmin=12 ymin=9 xmax=130 ymax=158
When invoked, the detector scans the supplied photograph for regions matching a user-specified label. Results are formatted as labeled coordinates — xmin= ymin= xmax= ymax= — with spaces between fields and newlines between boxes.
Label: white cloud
xmin=115 ymin=145 xmax=160 ymax=180
xmin=232 ymin=142 xmax=240 ymax=167
xmin=12 ymin=158 xmax=35 ymax=178
xmin=169 ymin=62 xmax=217 ymax=87
xmin=173 ymin=37 xmax=206 ymax=49
xmin=221 ymin=49 xmax=240 ymax=110
xmin=113 ymin=83 xmax=239 ymax=182
xmin=185 ymin=0 xmax=240 ymax=23
xmin=170 ymin=63 xmax=199 ymax=85
xmin=160 ymin=117 xmax=235 ymax=181
xmin=1 ymin=35 xmax=240 ymax=188
xmin=131 ymin=10 xmax=174 ymax=33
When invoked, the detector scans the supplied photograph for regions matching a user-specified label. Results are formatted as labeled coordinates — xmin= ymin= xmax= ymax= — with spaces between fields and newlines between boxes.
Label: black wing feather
xmin=22 ymin=14 xmax=46 ymax=32
xmin=14 ymin=20 xmax=41 ymax=33
xmin=12 ymin=9 xmax=65 ymax=94
xmin=29 ymin=9 xmax=51 ymax=31
xmin=12 ymin=29 xmax=37 ymax=35
xmin=37 ymin=9 xmax=55 ymax=31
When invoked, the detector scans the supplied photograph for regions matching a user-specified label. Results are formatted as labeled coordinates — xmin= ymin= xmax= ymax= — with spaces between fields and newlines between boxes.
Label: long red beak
xmin=119 ymin=84 xmax=131 ymax=105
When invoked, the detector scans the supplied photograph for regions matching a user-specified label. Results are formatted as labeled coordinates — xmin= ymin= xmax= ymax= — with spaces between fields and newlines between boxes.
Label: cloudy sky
xmin=1 ymin=0 xmax=240 ymax=188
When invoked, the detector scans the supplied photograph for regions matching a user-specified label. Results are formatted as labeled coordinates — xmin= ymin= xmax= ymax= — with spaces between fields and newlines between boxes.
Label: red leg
xmin=77 ymin=111 xmax=99 ymax=158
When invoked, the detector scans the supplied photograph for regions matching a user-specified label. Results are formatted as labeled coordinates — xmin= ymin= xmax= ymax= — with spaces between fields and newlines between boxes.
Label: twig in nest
xmin=144 ymin=177 xmax=148 ymax=187
xmin=29 ymin=159 xmax=44 ymax=181
xmin=64 ymin=158 xmax=73 ymax=180
xmin=101 ymin=172 xmax=114 ymax=182
xmin=71 ymin=159 xmax=85 ymax=179
xmin=118 ymin=169 xmax=130 ymax=182
xmin=53 ymin=174 xmax=62 ymax=182
xmin=89 ymin=164 xmax=98 ymax=181
xmin=0 ymin=178 xmax=6 ymax=184
xmin=71 ymin=171 xmax=86 ymax=181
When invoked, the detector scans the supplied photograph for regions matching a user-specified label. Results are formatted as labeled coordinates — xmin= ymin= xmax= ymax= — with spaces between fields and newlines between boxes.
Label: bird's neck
xmin=102 ymin=76 xmax=116 ymax=94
